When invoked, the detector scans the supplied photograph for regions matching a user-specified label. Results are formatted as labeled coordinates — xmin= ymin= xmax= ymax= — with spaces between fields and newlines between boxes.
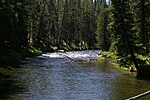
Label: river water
xmin=0 ymin=50 xmax=150 ymax=100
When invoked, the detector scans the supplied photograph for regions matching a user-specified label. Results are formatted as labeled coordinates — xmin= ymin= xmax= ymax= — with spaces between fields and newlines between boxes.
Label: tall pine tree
xmin=96 ymin=0 xmax=110 ymax=51
xmin=109 ymin=0 xmax=140 ymax=71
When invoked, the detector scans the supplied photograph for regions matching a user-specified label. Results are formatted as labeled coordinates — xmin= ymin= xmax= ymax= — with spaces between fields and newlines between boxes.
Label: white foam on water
xmin=39 ymin=50 xmax=99 ymax=59
xmin=40 ymin=53 xmax=64 ymax=58
xmin=67 ymin=53 xmax=91 ymax=58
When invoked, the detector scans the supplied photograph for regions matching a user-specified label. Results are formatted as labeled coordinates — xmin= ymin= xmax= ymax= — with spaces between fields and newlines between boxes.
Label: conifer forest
xmin=0 ymin=0 xmax=150 ymax=76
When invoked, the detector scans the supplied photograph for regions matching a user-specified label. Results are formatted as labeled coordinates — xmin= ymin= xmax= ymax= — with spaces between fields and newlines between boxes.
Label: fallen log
xmin=126 ymin=90 xmax=150 ymax=100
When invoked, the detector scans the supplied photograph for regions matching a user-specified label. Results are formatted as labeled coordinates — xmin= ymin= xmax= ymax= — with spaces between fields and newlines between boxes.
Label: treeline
xmin=0 ymin=0 xmax=150 ymax=75
xmin=96 ymin=0 xmax=150 ymax=76
xmin=0 ymin=0 xmax=104 ymax=64
xmin=0 ymin=0 xmax=102 ymax=53
xmin=26 ymin=0 xmax=99 ymax=50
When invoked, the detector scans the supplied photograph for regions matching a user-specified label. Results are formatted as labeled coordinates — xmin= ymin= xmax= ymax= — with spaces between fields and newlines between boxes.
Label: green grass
xmin=97 ymin=57 xmax=105 ymax=62
xmin=98 ymin=51 xmax=135 ymax=71
xmin=27 ymin=47 xmax=42 ymax=57
xmin=102 ymin=51 xmax=117 ymax=59
xmin=99 ymin=51 xmax=150 ymax=75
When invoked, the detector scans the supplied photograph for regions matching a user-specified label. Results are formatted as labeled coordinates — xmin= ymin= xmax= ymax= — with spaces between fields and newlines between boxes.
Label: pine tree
xmin=131 ymin=0 xmax=150 ymax=55
xmin=109 ymin=0 xmax=140 ymax=70
xmin=0 ymin=0 xmax=29 ymax=52
xmin=96 ymin=0 xmax=110 ymax=51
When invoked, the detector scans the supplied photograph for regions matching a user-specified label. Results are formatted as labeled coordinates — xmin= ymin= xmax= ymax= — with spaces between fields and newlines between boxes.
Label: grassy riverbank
xmin=98 ymin=52 xmax=133 ymax=71
xmin=98 ymin=51 xmax=150 ymax=77
xmin=0 ymin=47 xmax=42 ymax=66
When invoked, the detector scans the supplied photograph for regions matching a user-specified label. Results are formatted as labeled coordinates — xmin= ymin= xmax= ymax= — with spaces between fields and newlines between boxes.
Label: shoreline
xmin=98 ymin=51 xmax=150 ymax=77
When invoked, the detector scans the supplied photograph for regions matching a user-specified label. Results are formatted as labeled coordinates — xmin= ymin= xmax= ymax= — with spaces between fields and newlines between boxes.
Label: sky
xmin=93 ymin=0 xmax=110 ymax=3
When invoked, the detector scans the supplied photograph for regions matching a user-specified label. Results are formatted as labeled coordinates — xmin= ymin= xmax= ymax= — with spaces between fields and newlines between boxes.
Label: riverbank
xmin=98 ymin=51 xmax=150 ymax=77
xmin=0 ymin=47 xmax=42 ymax=66
xmin=0 ymin=47 xmax=96 ymax=66
xmin=98 ymin=52 xmax=133 ymax=71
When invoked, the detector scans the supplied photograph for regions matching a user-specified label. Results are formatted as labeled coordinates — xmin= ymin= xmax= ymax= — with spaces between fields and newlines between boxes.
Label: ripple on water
xmin=1 ymin=50 xmax=150 ymax=100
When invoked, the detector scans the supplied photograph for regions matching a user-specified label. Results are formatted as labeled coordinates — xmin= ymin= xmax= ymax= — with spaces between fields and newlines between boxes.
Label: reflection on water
xmin=0 ymin=50 xmax=150 ymax=100
xmin=0 ymin=73 xmax=25 ymax=99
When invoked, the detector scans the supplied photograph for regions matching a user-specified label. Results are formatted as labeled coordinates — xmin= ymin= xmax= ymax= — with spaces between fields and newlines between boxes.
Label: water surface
xmin=0 ymin=50 xmax=150 ymax=100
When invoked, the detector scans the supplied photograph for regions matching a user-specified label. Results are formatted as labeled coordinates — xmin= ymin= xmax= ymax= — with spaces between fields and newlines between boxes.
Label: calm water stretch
xmin=0 ymin=50 xmax=150 ymax=100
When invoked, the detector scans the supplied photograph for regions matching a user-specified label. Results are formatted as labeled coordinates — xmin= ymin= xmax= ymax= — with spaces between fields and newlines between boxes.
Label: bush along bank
xmin=98 ymin=51 xmax=150 ymax=77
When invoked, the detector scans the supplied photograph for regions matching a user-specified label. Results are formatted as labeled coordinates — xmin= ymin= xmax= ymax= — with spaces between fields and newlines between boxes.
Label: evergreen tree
xmin=131 ymin=0 xmax=150 ymax=55
xmin=0 ymin=0 xmax=28 ymax=52
xmin=96 ymin=0 xmax=110 ymax=51
xmin=81 ymin=0 xmax=97 ymax=49
xmin=109 ymin=0 xmax=140 ymax=70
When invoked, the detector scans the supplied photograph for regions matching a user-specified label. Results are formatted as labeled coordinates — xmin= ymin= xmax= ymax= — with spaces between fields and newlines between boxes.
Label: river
xmin=0 ymin=50 xmax=150 ymax=100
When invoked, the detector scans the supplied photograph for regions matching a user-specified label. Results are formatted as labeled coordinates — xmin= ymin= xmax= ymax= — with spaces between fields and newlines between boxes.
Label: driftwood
xmin=126 ymin=90 xmax=150 ymax=100
xmin=58 ymin=50 xmax=65 ymax=52
xmin=63 ymin=54 xmax=78 ymax=62
xmin=59 ymin=53 xmax=98 ymax=62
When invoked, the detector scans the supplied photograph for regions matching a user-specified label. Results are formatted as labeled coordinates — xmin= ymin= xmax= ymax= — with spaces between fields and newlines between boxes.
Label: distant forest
xmin=0 ymin=0 xmax=150 ymax=75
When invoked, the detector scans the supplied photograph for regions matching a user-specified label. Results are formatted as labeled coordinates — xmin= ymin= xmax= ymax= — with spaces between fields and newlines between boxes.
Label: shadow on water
xmin=0 ymin=73 xmax=25 ymax=99
xmin=0 ymin=51 xmax=150 ymax=100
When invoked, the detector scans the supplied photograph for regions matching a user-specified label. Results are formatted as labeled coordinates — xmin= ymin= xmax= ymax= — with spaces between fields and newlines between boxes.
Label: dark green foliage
xmin=108 ymin=0 xmax=150 ymax=76
xmin=0 ymin=0 xmax=28 ymax=52
xmin=109 ymin=0 xmax=135 ymax=67
xmin=0 ymin=0 xmax=99 ymax=64
xmin=27 ymin=0 xmax=98 ymax=50
xmin=1 ymin=0 xmax=150 ymax=76
xmin=96 ymin=0 xmax=111 ymax=51
xmin=131 ymin=0 xmax=150 ymax=55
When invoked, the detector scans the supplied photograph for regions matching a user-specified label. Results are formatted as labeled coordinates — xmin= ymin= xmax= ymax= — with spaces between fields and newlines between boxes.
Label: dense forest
xmin=0 ymin=0 xmax=150 ymax=76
